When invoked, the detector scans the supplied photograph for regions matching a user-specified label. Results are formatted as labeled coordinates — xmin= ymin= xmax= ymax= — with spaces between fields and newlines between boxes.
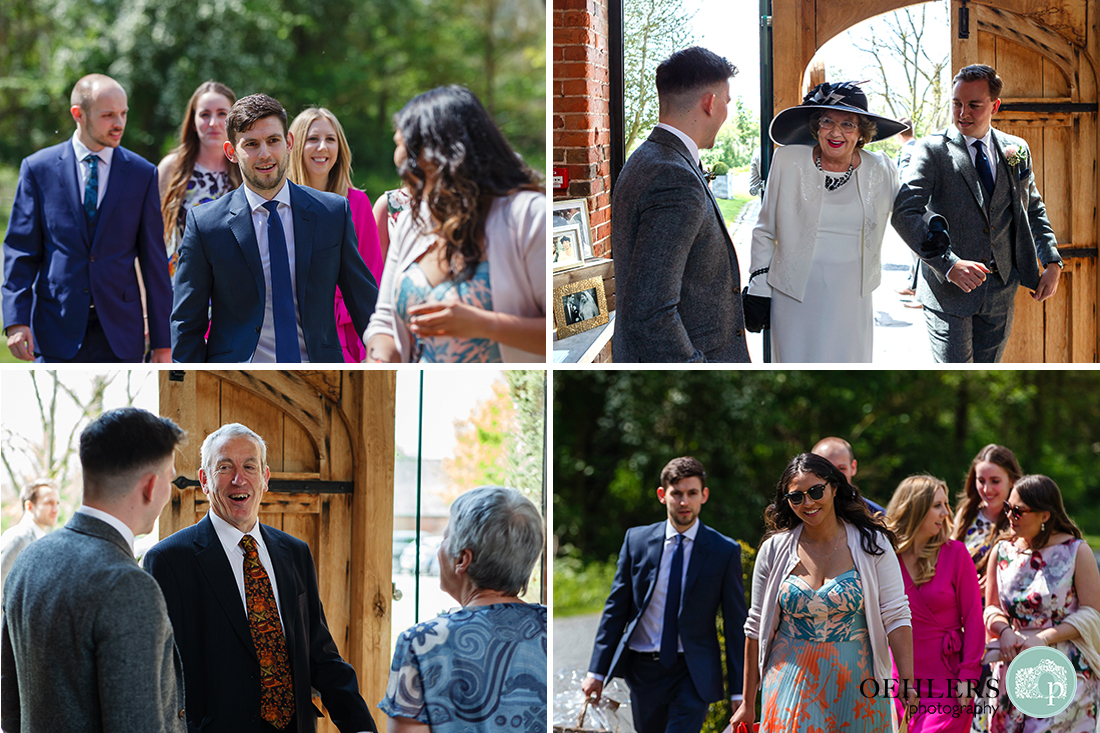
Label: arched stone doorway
xmin=772 ymin=0 xmax=1099 ymax=361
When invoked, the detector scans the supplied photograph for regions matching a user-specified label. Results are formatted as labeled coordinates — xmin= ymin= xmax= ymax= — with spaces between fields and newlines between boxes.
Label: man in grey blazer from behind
xmin=1 ymin=408 xmax=187 ymax=733
xmin=892 ymin=64 xmax=1063 ymax=362
xmin=612 ymin=47 xmax=750 ymax=363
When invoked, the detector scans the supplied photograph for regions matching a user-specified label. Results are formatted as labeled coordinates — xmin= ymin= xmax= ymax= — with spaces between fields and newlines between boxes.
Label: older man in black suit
xmin=2 ymin=408 xmax=187 ymax=733
xmin=611 ymin=47 xmax=749 ymax=363
xmin=144 ymin=422 xmax=376 ymax=733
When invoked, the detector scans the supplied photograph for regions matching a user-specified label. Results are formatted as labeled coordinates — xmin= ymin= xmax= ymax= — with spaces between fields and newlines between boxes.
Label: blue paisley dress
xmin=395 ymin=260 xmax=502 ymax=363
xmin=760 ymin=569 xmax=891 ymax=732
xmin=379 ymin=603 xmax=547 ymax=732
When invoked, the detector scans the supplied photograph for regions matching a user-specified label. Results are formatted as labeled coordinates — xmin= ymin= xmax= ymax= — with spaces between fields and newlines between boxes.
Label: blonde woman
xmin=886 ymin=476 xmax=983 ymax=732
xmin=287 ymin=107 xmax=383 ymax=362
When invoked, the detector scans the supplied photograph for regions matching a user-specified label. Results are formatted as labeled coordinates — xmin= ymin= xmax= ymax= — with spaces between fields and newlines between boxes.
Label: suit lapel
xmin=947 ymin=128 xmax=989 ymax=218
xmin=649 ymin=128 xmax=732 ymax=245
xmin=56 ymin=144 xmax=90 ymax=249
xmin=92 ymin=147 xmax=130 ymax=250
xmin=262 ymin=526 xmax=299 ymax=651
xmin=193 ymin=516 xmax=256 ymax=656
xmin=640 ymin=523 xmax=666 ymax=611
xmin=682 ymin=522 xmax=708 ymax=601
xmin=227 ymin=187 xmax=267 ymax=303
xmin=989 ymin=129 xmax=1021 ymax=209
xmin=288 ymin=182 xmax=315 ymax=310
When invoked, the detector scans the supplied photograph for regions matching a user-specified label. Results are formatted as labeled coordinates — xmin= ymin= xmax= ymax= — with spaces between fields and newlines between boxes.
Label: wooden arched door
xmin=157 ymin=370 xmax=396 ymax=733
xmin=771 ymin=0 xmax=1100 ymax=361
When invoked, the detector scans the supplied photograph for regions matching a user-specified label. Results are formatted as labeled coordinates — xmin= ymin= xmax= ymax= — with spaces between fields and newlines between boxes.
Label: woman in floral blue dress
xmin=952 ymin=444 xmax=1022 ymax=595
xmin=380 ymin=487 xmax=546 ymax=732
xmin=984 ymin=475 xmax=1100 ymax=733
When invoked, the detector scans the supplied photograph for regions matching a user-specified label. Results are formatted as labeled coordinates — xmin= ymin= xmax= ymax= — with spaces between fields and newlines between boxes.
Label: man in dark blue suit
xmin=143 ymin=422 xmax=376 ymax=733
xmin=170 ymin=94 xmax=377 ymax=362
xmin=582 ymin=457 xmax=746 ymax=733
xmin=2 ymin=74 xmax=172 ymax=362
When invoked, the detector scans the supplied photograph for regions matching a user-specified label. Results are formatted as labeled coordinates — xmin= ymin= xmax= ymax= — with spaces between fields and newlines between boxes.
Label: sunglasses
xmin=1003 ymin=503 xmax=1033 ymax=521
xmin=785 ymin=483 xmax=828 ymax=505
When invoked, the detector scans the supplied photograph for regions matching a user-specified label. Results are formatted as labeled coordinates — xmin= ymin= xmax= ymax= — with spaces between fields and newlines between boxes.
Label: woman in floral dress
xmin=985 ymin=475 xmax=1100 ymax=733
xmin=952 ymin=444 xmax=1022 ymax=594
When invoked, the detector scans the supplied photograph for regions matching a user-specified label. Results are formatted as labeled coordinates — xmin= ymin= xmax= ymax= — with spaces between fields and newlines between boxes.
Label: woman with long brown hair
xmin=287 ymin=107 xmax=383 ymax=363
xmin=951 ymin=444 xmax=1022 ymax=592
xmin=158 ymin=81 xmax=241 ymax=278
xmin=364 ymin=85 xmax=546 ymax=362
xmin=886 ymin=476 xmax=983 ymax=732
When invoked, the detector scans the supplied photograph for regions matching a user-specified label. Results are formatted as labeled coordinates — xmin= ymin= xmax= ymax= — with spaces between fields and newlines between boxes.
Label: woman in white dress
xmin=744 ymin=82 xmax=907 ymax=362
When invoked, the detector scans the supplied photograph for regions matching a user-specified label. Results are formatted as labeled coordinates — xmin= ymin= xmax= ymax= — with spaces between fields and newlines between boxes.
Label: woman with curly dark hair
xmin=364 ymin=86 xmax=546 ymax=362
xmin=732 ymin=453 xmax=915 ymax=732
xmin=158 ymin=81 xmax=241 ymax=278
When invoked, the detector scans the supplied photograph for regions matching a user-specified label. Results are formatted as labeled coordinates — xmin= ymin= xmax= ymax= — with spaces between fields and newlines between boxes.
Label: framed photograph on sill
xmin=552 ymin=199 xmax=593 ymax=270
xmin=553 ymin=276 xmax=609 ymax=338
xmin=553 ymin=223 xmax=583 ymax=271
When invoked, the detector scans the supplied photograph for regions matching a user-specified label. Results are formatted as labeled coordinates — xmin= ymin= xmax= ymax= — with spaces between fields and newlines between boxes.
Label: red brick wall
xmin=552 ymin=0 xmax=612 ymax=257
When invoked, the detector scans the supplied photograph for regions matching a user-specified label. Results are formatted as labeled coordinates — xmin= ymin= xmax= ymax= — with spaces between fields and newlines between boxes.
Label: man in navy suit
xmin=170 ymin=94 xmax=377 ymax=362
xmin=2 ymin=74 xmax=172 ymax=362
xmin=143 ymin=422 xmax=376 ymax=733
xmin=582 ymin=457 xmax=746 ymax=733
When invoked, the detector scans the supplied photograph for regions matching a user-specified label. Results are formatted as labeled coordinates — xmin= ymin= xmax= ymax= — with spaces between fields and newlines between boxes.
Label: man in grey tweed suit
xmin=1 ymin=407 xmax=187 ymax=733
xmin=893 ymin=64 xmax=1063 ymax=362
xmin=612 ymin=46 xmax=750 ymax=363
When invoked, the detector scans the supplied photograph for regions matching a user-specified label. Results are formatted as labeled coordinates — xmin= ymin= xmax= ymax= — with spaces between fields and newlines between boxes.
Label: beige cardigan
xmin=744 ymin=521 xmax=911 ymax=684
xmin=747 ymin=145 xmax=900 ymax=301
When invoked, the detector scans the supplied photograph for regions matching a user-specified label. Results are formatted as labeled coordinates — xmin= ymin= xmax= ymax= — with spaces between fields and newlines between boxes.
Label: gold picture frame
xmin=553 ymin=276 xmax=609 ymax=338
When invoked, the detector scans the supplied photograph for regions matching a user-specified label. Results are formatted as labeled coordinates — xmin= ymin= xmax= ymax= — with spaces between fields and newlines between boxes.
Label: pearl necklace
xmin=815 ymin=154 xmax=855 ymax=191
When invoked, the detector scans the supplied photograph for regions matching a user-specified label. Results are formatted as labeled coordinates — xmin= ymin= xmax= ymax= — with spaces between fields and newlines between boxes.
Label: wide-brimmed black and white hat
xmin=769 ymin=81 xmax=909 ymax=146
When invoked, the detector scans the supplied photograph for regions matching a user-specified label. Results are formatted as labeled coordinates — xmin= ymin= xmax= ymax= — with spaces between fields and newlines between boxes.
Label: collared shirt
xmin=76 ymin=505 xmax=136 ymax=555
xmin=207 ymin=510 xmax=286 ymax=629
xmin=628 ymin=518 xmax=698 ymax=654
xmin=656 ymin=122 xmax=702 ymax=168
xmin=960 ymin=127 xmax=997 ymax=186
xmin=71 ymin=133 xmax=113 ymax=209
xmin=242 ymin=182 xmax=309 ymax=363
xmin=15 ymin=512 xmax=48 ymax=542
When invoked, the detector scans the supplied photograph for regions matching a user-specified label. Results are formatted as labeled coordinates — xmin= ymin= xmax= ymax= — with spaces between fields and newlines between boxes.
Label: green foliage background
xmin=0 ymin=0 xmax=546 ymax=197
xmin=554 ymin=370 xmax=1100 ymax=566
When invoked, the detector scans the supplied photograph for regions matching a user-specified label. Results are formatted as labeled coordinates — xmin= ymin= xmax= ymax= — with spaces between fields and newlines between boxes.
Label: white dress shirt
xmin=72 ymin=133 xmax=113 ymax=210
xmin=960 ymin=127 xmax=997 ymax=186
xmin=656 ymin=123 xmax=702 ymax=167
xmin=242 ymin=182 xmax=309 ymax=363
xmin=629 ymin=518 xmax=698 ymax=653
xmin=76 ymin=505 xmax=135 ymax=555
xmin=207 ymin=510 xmax=286 ymax=629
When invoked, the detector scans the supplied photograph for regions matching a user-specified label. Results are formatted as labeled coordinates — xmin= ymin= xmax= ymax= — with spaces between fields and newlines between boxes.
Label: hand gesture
xmin=407 ymin=301 xmax=488 ymax=339
xmin=946 ymin=260 xmax=990 ymax=292
xmin=1032 ymin=265 xmax=1061 ymax=302
xmin=6 ymin=325 xmax=34 ymax=361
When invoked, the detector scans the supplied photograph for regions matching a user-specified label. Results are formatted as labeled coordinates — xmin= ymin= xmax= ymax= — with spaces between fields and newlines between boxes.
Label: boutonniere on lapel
xmin=701 ymin=165 xmax=718 ymax=183
xmin=1004 ymin=144 xmax=1030 ymax=179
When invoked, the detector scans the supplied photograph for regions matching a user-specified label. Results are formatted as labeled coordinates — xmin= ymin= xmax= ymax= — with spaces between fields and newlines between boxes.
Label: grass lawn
xmin=715 ymin=192 xmax=753 ymax=225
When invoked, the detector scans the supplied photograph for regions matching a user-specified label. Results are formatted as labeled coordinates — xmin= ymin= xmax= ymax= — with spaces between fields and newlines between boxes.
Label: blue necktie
xmin=83 ymin=154 xmax=100 ymax=228
xmin=261 ymin=200 xmax=301 ymax=362
xmin=660 ymin=534 xmax=684 ymax=668
xmin=973 ymin=140 xmax=995 ymax=198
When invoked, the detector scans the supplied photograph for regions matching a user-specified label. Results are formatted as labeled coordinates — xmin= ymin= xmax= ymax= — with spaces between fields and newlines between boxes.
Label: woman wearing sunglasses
xmin=983 ymin=475 xmax=1100 ymax=733
xmin=731 ymin=453 xmax=916 ymax=732
xmin=885 ymin=476 xmax=983 ymax=732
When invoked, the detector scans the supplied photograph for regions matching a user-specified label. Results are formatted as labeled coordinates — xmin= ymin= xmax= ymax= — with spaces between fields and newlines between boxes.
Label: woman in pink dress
xmin=287 ymin=107 xmax=383 ymax=363
xmin=887 ymin=475 xmax=984 ymax=732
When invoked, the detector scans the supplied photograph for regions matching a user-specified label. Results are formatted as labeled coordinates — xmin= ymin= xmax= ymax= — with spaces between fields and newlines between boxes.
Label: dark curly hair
xmin=394 ymin=85 xmax=542 ymax=281
xmin=763 ymin=453 xmax=895 ymax=556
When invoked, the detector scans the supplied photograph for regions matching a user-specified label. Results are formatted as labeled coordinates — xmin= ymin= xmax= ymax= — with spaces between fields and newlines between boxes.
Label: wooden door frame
xmin=770 ymin=0 xmax=1100 ymax=361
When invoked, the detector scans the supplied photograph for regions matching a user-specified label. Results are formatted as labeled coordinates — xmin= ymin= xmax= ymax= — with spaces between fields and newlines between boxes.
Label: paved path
xmin=725 ymin=193 xmax=934 ymax=365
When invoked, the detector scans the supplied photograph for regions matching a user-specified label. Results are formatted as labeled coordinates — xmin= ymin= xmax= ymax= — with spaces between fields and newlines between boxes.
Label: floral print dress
xmin=990 ymin=538 xmax=1100 ymax=733
xmin=166 ymin=163 xmax=232 ymax=277
xmin=395 ymin=260 xmax=502 ymax=362
xmin=761 ymin=569 xmax=891 ymax=732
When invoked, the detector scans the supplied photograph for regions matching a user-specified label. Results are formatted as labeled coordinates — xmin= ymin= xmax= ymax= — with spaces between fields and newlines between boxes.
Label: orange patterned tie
xmin=239 ymin=535 xmax=295 ymax=729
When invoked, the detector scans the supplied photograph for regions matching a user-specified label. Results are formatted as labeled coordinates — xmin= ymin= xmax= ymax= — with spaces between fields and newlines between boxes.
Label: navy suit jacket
xmin=143 ymin=516 xmax=376 ymax=733
xmin=170 ymin=182 xmax=378 ymax=362
xmin=588 ymin=521 xmax=746 ymax=702
xmin=2 ymin=141 xmax=171 ymax=360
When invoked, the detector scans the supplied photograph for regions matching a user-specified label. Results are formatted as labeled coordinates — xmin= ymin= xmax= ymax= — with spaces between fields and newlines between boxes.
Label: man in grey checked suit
xmin=1 ymin=408 xmax=187 ymax=733
xmin=611 ymin=46 xmax=750 ymax=363
xmin=893 ymin=64 xmax=1063 ymax=362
